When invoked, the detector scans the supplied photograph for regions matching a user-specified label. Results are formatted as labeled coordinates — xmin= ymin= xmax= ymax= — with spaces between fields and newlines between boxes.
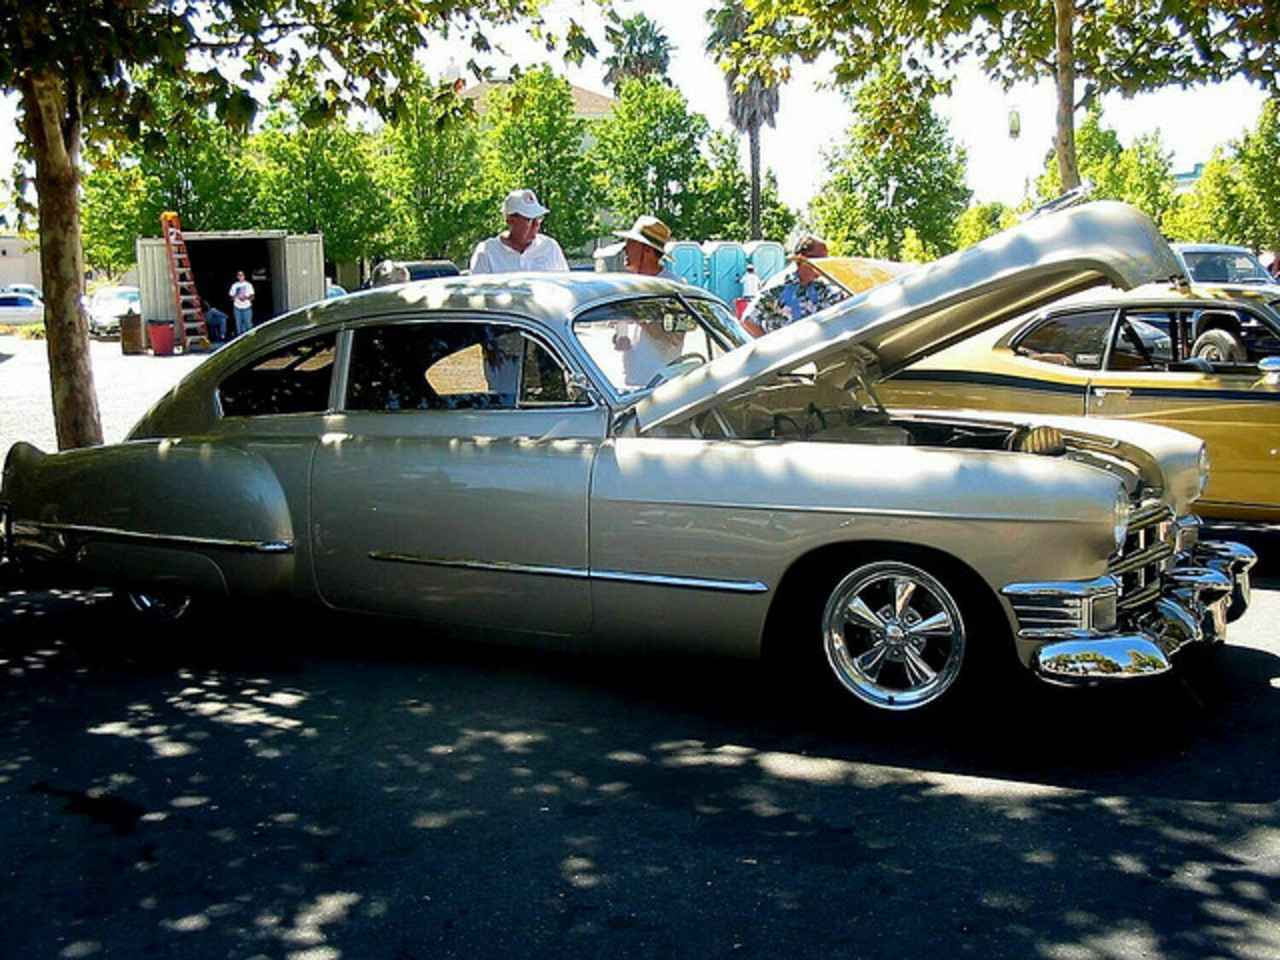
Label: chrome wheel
xmin=124 ymin=589 xmax=193 ymax=622
xmin=822 ymin=561 xmax=967 ymax=711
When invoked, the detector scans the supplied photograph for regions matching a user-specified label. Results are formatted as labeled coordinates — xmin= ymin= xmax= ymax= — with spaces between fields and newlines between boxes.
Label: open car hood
xmin=634 ymin=202 xmax=1183 ymax=433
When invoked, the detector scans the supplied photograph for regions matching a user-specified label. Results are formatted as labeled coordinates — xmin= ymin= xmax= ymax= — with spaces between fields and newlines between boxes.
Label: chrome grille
xmin=1112 ymin=500 xmax=1176 ymax=614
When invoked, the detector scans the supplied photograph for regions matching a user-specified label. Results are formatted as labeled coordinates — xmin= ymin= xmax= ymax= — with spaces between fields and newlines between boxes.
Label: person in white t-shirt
xmin=609 ymin=215 xmax=686 ymax=388
xmin=469 ymin=189 xmax=569 ymax=274
xmin=229 ymin=271 xmax=255 ymax=336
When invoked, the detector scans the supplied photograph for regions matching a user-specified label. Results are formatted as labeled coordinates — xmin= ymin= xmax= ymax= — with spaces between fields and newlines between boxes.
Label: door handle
xmin=1093 ymin=387 xmax=1132 ymax=398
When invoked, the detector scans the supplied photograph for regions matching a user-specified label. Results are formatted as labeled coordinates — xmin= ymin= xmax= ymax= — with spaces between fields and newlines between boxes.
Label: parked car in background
xmin=1173 ymin=243 xmax=1274 ymax=286
xmin=85 ymin=285 xmax=141 ymax=336
xmin=0 ymin=290 xmax=44 ymax=326
xmin=326 ymin=282 xmax=347 ymax=299
xmin=1 ymin=203 xmax=1255 ymax=717
xmin=367 ymin=259 xmax=460 ymax=288
xmin=2 ymin=282 xmax=43 ymax=300
xmin=880 ymin=282 xmax=1280 ymax=522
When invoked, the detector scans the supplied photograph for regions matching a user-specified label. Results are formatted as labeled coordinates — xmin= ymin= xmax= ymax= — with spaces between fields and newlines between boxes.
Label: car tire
xmin=819 ymin=559 xmax=972 ymax=712
xmin=1192 ymin=328 xmax=1246 ymax=362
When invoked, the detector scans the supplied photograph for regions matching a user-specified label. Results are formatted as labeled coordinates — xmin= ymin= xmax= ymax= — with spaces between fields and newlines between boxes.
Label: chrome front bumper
xmin=1003 ymin=539 xmax=1257 ymax=684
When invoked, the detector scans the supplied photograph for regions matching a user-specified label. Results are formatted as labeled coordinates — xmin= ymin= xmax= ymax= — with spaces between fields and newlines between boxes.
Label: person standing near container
xmin=229 ymin=270 xmax=255 ymax=336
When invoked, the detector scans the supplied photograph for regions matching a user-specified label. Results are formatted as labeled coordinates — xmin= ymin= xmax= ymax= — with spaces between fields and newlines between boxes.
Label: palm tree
xmin=603 ymin=14 xmax=673 ymax=91
xmin=705 ymin=0 xmax=780 ymax=240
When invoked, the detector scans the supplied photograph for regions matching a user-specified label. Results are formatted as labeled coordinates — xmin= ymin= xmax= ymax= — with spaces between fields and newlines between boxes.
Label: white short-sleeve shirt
xmin=469 ymin=234 xmax=569 ymax=273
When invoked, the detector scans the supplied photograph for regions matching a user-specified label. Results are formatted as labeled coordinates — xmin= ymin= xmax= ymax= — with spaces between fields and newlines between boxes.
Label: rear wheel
xmin=821 ymin=560 xmax=969 ymax=711
xmin=119 ymin=588 xmax=193 ymax=623
xmin=1192 ymin=328 xmax=1245 ymax=362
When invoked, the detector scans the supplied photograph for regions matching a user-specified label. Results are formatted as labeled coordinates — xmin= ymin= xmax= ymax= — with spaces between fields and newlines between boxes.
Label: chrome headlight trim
xmin=1113 ymin=487 xmax=1131 ymax=551
xmin=1197 ymin=445 xmax=1211 ymax=498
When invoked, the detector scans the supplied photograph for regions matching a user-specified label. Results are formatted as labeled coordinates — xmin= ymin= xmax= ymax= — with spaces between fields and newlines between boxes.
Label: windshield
xmin=572 ymin=295 xmax=749 ymax=395
xmin=1182 ymin=250 xmax=1272 ymax=285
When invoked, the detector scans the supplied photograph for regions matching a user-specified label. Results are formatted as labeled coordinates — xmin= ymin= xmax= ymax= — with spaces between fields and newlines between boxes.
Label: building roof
xmin=462 ymin=80 xmax=615 ymax=120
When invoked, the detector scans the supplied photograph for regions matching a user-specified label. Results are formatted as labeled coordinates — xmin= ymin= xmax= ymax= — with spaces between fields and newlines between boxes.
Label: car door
xmin=1089 ymin=307 xmax=1280 ymax=518
xmin=310 ymin=316 xmax=607 ymax=635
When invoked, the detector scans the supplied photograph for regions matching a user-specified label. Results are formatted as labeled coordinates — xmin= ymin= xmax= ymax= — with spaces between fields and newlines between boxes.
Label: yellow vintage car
xmin=811 ymin=256 xmax=911 ymax=294
xmin=880 ymin=282 xmax=1280 ymax=522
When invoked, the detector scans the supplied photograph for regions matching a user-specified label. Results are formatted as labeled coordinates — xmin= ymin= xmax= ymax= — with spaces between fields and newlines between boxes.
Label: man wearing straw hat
xmin=609 ymin=214 xmax=687 ymax=386
xmin=613 ymin=214 xmax=681 ymax=280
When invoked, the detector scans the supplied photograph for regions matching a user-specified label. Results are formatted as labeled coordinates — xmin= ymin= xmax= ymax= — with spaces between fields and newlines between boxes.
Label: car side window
xmin=1013 ymin=310 xmax=1112 ymax=369
xmin=1108 ymin=311 xmax=1174 ymax=371
xmin=218 ymin=332 xmax=337 ymax=417
xmin=345 ymin=321 xmax=582 ymax=412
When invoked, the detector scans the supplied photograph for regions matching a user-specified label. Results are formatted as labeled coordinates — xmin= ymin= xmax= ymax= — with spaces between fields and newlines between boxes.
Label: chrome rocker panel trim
xmin=14 ymin=520 xmax=294 ymax=555
xmin=370 ymin=551 xmax=771 ymax=595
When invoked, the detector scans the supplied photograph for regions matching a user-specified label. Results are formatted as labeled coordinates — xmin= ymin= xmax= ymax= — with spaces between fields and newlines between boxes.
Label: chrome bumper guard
xmin=1003 ymin=539 xmax=1255 ymax=685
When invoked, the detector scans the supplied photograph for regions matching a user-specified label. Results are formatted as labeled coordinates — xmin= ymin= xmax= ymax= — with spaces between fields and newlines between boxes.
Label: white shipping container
xmin=136 ymin=229 xmax=325 ymax=325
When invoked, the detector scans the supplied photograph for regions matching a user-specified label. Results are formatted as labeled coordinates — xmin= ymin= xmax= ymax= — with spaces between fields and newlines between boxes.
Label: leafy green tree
xmin=810 ymin=60 xmax=970 ymax=261
xmin=379 ymin=81 xmax=494 ymax=265
xmin=1 ymin=0 xmax=593 ymax=449
xmin=706 ymin=0 xmax=781 ymax=239
xmin=479 ymin=67 xmax=601 ymax=253
xmin=1036 ymin=107 xmax=1176 ymax=224
xmin=589 ymin=78 xmax=710 ymax=238
xmin=739 ymin=0 xmax=1219 ymax=199
xmin=1162 ymin=151 xmax=1246 ymax=246
xmin=953 ymin=202 xmax=1018 ymax=250
xmin=692 ymin=131 xmax=795 ymax=241
xmin=250 ymin=105 xmax=392 ymax=267
xmin=1230 ymin=99 xmax=1280 ymax=253
xmin=603 ymin=14 xmax=673 ymax=91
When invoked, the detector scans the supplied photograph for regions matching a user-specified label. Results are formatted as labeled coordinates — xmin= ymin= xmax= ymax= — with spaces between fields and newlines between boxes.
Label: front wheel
xmin=821 ymin=560 xmax=969 ymax=712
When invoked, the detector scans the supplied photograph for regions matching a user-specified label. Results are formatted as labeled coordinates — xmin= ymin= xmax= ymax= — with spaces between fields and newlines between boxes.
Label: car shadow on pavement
xmin=3 ymin=584 xmax=1280 ymax=960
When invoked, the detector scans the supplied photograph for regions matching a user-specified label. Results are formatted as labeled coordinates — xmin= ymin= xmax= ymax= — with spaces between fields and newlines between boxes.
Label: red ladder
xmin=159 ymin=211 xmax=210 ymax=352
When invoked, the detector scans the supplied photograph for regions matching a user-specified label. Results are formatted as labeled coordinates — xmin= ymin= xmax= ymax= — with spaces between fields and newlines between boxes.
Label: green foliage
xmin=1163 ymin=99 xmax=1280 ymax=253
xmin=480 ymin=67 xmax=601 ymax=252
xmin=953 ymin=202 xmax=1018 ymax=250
xmin=589 ymin=78 xmax=711 ymax=237
xmin=250 ymin=101 xmax=394 ymax=265
xmin=603 ymin=14 xmax=672 ymax=91
xmin=378 ymin=82 xmax=494 ymax=264
xmin=1036 ymin=107 xmax=1176 ymax=223
xmin=692 ymin=132 xmax=796 ymax=241
xmin=810 ymin=60 xmax=970 ymax=260
xmin=1230 ymin=99 xmax=1280 ymax=253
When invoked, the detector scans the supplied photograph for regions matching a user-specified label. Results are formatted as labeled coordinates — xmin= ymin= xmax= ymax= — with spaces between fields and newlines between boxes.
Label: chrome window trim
xmin=369 ymin=551 xmax=769 ymax=595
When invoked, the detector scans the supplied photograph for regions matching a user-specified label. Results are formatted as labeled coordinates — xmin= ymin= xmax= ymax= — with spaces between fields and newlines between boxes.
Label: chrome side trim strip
xmin=369 ymin=551 xmax=770 ymax=595
xmin=24 ymin=521 xmax=293 ymax=554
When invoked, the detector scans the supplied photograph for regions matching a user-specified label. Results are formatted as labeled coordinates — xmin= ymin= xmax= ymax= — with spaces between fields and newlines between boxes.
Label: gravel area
xmin=0 ymin=334 xmax=208 ymax=461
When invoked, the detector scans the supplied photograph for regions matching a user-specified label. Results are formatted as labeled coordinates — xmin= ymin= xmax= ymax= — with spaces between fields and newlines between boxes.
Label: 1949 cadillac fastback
xmin=0 ymin=202 xmax=1257 ymax=715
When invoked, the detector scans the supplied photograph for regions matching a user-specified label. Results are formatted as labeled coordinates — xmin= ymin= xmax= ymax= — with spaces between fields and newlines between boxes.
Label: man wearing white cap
xmin=469 ymin=188 xmax=569 ymax=274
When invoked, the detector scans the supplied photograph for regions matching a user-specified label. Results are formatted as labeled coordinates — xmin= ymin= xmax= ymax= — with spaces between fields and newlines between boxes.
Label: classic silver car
xmin=0 ymin=203 xmax=1256 ymax=715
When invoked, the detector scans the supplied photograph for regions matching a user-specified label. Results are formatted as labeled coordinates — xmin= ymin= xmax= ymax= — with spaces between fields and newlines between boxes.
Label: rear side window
xmin=218 ymin=333 xmax=337 ymax=417
xmin=345 ymin=321 xmax=581 ymax=412
xmin=1014 ymin=310 xmax=1113 ymax=369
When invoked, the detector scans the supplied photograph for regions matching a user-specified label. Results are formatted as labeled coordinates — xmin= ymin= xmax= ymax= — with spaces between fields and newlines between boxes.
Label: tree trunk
xmin=1053 ymin=0 xmax=1080 ymax=192
xmin=748 ymin=123 xmax=762 ymax=240
xmin=20 ymin=71 xmax=103 ymax=451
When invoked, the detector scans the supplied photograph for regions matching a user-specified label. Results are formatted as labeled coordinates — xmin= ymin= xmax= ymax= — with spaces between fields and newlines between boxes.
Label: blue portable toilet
xmin=665 ymin=241 xmax=705 ymax=289
xmin=702 ymin=241 xmax=747 ymax=304
xmin=745 ymin=240 xmax=786 ymax=283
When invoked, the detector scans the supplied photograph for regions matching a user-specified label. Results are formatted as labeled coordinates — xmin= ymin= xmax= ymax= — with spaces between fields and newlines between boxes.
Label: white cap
xmin=503 ymin=188 xmax=550 ymax=219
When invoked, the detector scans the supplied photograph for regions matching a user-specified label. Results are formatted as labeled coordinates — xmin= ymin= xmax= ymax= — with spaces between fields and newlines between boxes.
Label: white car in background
xmin=86 ymin=285 xmax=141 ymax=336
xmin=0 ymin=290 xmax=44 ymax=326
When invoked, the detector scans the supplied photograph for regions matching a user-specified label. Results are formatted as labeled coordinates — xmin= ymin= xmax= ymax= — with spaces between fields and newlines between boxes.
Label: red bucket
xmin=148 ymin=322 xmax=175 ymax=356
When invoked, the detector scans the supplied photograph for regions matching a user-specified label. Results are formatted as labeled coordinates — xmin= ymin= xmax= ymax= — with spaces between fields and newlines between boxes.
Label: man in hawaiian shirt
xmin=741 ymin=235 xmax=847 ymax=337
